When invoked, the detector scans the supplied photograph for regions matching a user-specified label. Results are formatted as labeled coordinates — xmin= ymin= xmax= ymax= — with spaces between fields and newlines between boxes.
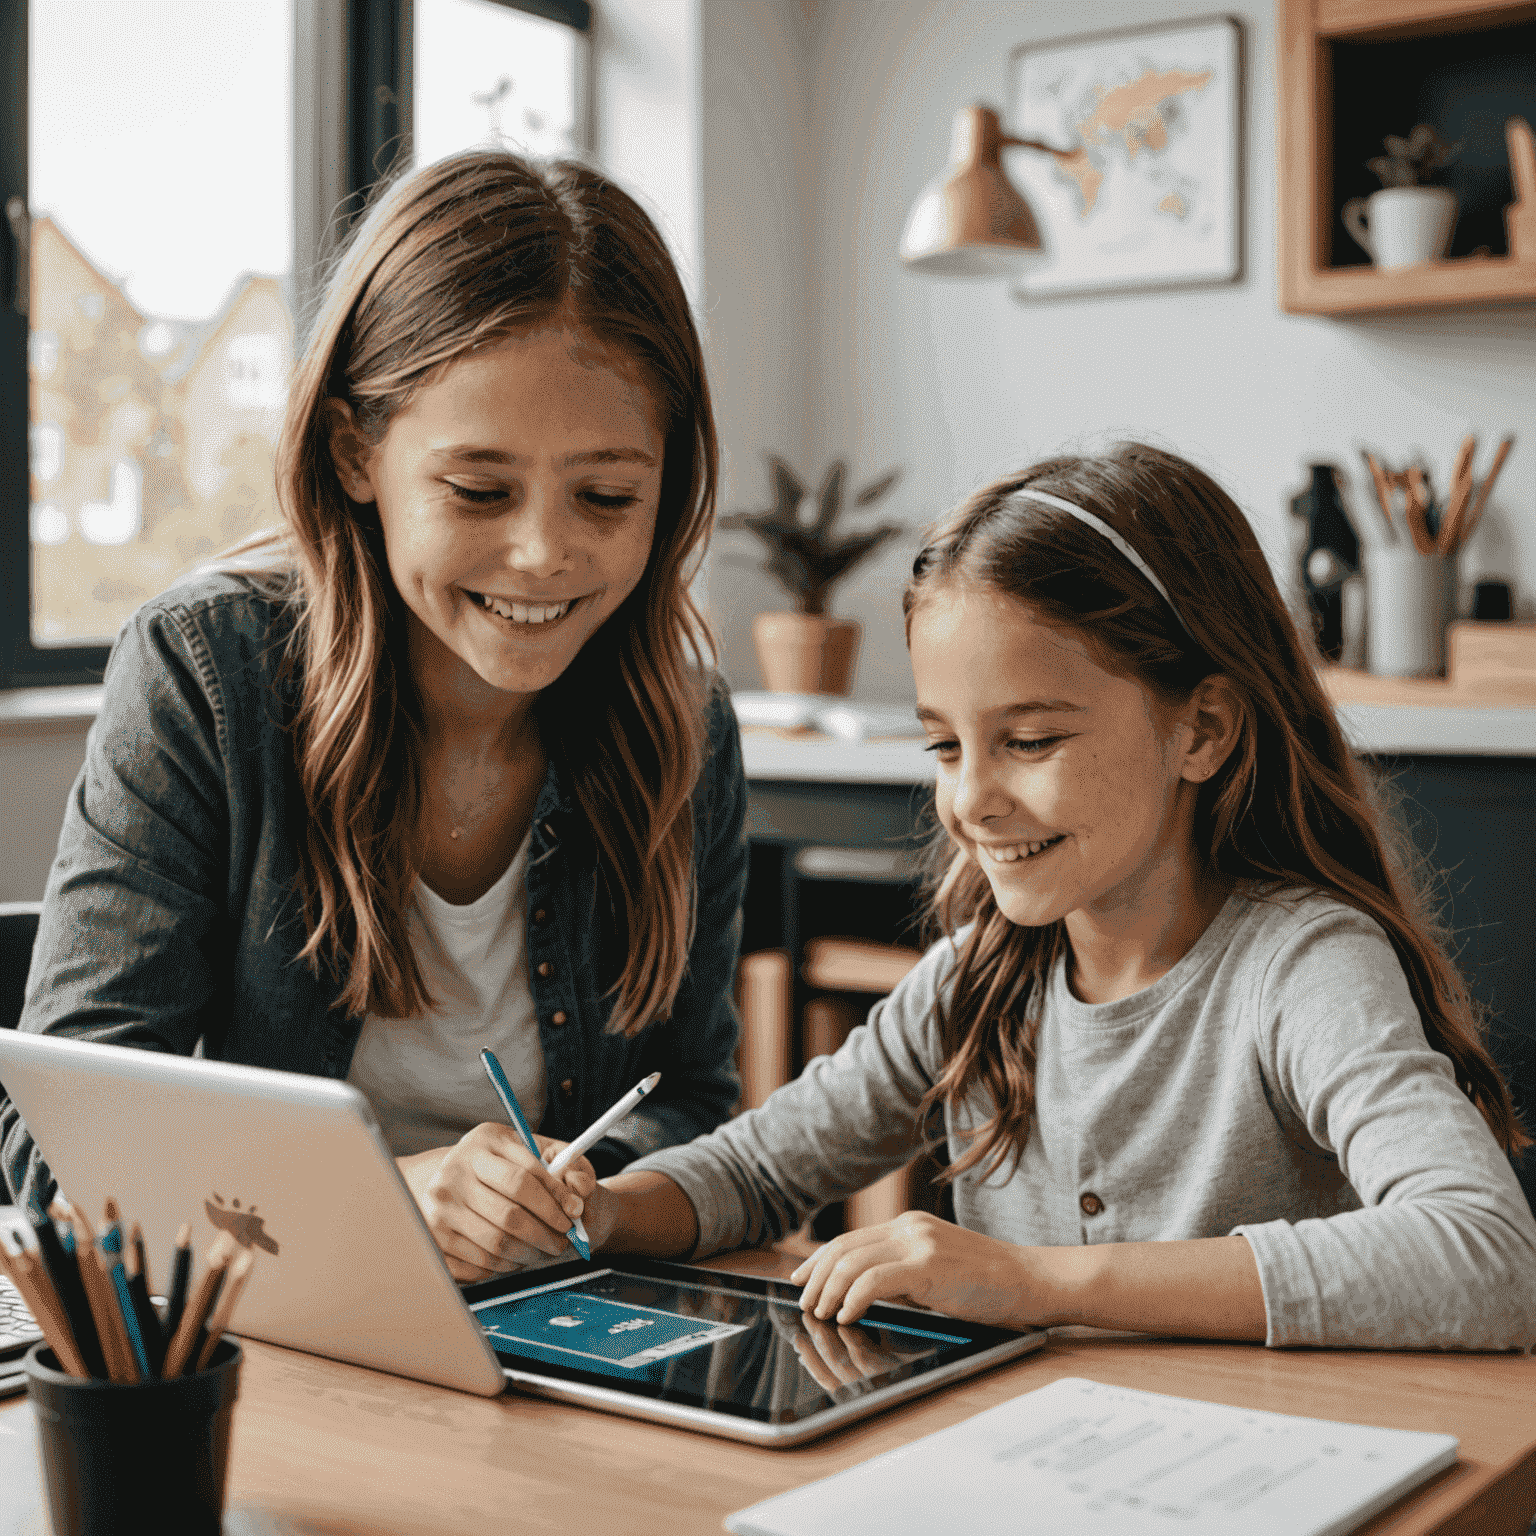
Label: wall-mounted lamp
xmin=899 ymin=104 xmax=1078 ymax=277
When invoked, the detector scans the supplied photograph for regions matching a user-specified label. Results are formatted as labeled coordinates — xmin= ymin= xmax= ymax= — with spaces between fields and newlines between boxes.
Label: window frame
xmin=0 ymin=0 xmax=591 ymax=692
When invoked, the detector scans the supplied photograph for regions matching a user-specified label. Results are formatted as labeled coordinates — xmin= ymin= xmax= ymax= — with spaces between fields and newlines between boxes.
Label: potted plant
xmin=719 ymin=456 xmax=903 ymax=695
xmin=1341 ymin=124 xmax=1461 ymax=270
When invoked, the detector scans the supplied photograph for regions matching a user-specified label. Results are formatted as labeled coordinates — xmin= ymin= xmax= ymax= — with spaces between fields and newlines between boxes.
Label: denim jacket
xmin=2 ymin=573 xmax=748 ymax=1214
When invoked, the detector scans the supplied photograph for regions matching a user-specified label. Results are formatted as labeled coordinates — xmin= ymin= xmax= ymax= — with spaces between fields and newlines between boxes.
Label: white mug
xmin=1342 ymin=187 xmax=1458 ymax=270
xmin=1365 ymin=545 xmax=1455 ymax=679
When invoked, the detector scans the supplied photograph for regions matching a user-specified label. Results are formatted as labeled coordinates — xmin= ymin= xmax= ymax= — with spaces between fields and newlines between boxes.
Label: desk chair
xmin=0 ymin=901 xmax=42 ymax=1134
xmin=735 ymin=847 xmax=937 ymax=1236
xmin=0 ymin=902 xmax=41 ymax=1033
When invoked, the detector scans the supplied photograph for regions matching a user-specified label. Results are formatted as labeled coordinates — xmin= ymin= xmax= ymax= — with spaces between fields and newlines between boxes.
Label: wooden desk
xmin=6 ymin=1250 xmax=1531 ymax=1535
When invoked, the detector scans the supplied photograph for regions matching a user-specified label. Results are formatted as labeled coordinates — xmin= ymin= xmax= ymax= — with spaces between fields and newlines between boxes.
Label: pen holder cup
xmin=1364 ymin=546 xmax=1456 ymax=679
xmin=24 ymin=1338 xmax=242 ymax=1536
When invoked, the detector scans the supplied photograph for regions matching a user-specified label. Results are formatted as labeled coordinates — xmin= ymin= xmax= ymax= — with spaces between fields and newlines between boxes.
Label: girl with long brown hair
xmin=3 ymin=150 xmax=748 ymax=1283
xmin=564 ymin=442 xmax=1535 ymax=1351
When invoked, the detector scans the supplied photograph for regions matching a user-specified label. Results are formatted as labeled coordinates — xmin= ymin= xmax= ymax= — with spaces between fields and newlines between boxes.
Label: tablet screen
xmin=468 ymin=1260 xmax=1009 ymax=1427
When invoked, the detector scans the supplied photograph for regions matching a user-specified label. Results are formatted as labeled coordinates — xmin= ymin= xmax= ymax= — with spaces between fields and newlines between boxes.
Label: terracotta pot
xmin=752 ymin=612 xmax=862 ymax=695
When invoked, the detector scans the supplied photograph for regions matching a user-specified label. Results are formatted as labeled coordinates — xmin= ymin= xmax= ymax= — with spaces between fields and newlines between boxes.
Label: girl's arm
xmin=610 ymin=940 xmax=955 ymax=1256
xmin=588 ymin=1168 xmax=701 ymax=1257
xmin=791 ymin=1219 xmax=1265 ymax=1337
xmin=1236 ymin=906 xmax=1536 ymax=1349
xmin=1 ymin=599 xmax=232 ymax=1211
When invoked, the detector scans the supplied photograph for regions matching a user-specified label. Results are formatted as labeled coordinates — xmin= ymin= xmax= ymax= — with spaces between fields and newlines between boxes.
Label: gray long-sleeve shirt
xmin=633 ymin=890 xmax=1536 ymax=1349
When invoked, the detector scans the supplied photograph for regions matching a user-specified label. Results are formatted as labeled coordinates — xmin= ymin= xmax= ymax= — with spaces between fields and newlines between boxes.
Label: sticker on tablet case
xmin=473 ymin=1291 xmax=748 ymax=1369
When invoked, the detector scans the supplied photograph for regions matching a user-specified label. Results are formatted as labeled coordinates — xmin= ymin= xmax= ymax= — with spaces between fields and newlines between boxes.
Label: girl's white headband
xmin=1012 ymin=488 xmax=1197 ymax=645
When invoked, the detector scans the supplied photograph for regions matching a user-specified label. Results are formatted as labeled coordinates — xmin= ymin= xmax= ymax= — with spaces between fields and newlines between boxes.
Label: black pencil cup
xmin=24 ymin=1338 xmax=242 ymax=1535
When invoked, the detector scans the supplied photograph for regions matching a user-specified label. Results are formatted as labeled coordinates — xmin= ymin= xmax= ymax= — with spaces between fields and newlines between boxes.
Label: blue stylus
xmin=479 ymin=1048 xmax=592 ymax=1262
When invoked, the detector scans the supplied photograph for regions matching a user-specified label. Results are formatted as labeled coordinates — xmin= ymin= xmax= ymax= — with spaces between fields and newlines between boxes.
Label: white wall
xmin=0 ymin=717 xmax=88 ymax=903
xmin=783 ymin=0 xmax=1536 ymax=702
xmin=595 ymin=0 xmax=703 ymax=302
xmin=698 ymin=0 xmax=816 ymax=686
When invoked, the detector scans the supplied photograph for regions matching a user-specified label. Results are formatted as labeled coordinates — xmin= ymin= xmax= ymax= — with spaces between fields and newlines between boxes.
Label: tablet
xmin=465 ymin=1257 xmax=1048 ymax=1446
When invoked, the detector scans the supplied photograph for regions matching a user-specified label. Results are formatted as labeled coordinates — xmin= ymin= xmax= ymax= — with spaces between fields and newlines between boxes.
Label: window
xmin=0 ymin=0 xmax=591 ymax=689
xmin=415 ymin=0 xmax=588 ymax=167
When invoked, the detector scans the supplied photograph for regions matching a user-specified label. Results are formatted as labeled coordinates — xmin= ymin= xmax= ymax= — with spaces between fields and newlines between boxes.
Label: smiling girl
xmin=2 ymin=152 xmax=747 ymax=1282
xmin=579 ymin=442 xmax=1536 ymax=1350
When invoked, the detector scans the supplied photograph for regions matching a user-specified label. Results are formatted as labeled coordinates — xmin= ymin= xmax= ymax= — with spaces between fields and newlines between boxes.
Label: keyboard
xmin=0 ymin=1273 xmax=42 ymax=1353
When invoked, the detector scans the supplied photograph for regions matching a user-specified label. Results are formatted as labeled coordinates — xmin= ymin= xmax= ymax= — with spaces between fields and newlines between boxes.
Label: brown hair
xmin=267 ymin=149 xmax=718 ymax=1031
xmin=904 ymin=442 xmax=1527 ymax=1179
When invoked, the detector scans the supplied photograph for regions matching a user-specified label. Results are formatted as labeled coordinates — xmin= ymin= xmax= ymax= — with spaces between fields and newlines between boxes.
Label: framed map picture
xmin=1008 ymin=15 xmax=1242 ymax=301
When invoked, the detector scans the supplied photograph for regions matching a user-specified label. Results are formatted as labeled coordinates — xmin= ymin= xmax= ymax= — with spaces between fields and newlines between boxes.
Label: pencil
xmin=100 ymin=1201 xmax=149 ymax=1381
xmin=60 ymin=1200 xmax=135 ymax=1382
xmin=125 ymin=1225 xmax=166 ymax=1376
xmin=0 ymin=1226 xmax=89 ymax=1377
xmin=193 ymin=1248 xmax=255 ymax=1373
xmin=162 ymin=1232 xmax=236 ymax=1380
xmin=162 ymin=1223 xmax=193 ymax=1338
xmin=39 ymin=1206 xmax=107 ymax=1378
xmin=97 ymin=1241 xmax=147 ymax=1382
xmin=479 ymin=1048 xmax=591 ymax=1261
xmin=131 ymin=1222 xmax=154 ymax=1301
xmin=1460 ymin=434 xmax=1515 ymax=548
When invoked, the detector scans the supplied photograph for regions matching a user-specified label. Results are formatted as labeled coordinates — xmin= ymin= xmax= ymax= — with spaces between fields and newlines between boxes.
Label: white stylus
xmin=547 ymin=1072 xmax=662 ymax=1247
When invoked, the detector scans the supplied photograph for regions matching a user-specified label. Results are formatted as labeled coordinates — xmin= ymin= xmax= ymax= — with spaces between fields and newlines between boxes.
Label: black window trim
xmin=0 ymin=0 xmax=590 ymax=692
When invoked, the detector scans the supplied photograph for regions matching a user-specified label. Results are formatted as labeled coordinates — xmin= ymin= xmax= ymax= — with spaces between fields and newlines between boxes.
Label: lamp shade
xmin=899 ymin=105 xmax=1046 ymax=276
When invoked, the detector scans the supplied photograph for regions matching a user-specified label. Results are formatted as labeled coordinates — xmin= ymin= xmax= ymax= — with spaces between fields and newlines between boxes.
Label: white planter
xmin=1342 ymin=187 xmax=1458 ymax=270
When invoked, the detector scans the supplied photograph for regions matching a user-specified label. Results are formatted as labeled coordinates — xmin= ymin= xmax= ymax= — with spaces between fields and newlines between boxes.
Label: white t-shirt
xmin=346 ymin=829 xmax=547 ymax=1157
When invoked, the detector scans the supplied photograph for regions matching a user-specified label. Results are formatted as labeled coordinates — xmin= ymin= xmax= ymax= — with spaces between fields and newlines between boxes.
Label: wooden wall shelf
xmin=1279 ymin=0 xmax=1536 ymax=315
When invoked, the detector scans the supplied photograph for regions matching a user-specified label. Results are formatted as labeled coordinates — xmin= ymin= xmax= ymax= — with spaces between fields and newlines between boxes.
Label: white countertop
xmin=6 ymin=690 xmax=1534 ymax=765
xmin=742 ymin=703 xmax=1536 ymax=784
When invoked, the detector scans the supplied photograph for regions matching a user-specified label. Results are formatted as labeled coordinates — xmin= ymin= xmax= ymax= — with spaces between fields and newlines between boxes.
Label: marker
xmin=479 ymin=1048 xmax=591 ymax=1262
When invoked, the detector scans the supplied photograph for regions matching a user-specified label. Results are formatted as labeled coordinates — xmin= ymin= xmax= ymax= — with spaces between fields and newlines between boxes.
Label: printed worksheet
xmin=728 ymin=1377 xmax=1458 ymax=1536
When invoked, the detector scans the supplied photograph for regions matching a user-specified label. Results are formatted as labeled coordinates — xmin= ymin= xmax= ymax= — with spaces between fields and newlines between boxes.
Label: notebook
xmin=726 ymin=1376 xmax=1459 ymax=1536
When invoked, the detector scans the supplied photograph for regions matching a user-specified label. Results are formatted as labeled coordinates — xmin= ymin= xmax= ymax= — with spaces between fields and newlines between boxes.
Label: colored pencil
xmin=99 ymin=1201 xmax=149 ymax=1381
xmin=39 ymin=1206 xmax=107 ymax=1378
xmin=162 ymin=1223 xmax=193 ymax=1339
xmin=162 ymin=1233 xmax=236 ymax=1379
xmin=59 ymin=1201 xmax=135 ymax=1382
xmin=480 ymin=1048 xmax=591 ymax=1261
xmin=193 ymin=1248 xmax=255 ymax=1373
xmin=0 ymin=1225 xmax=88 ymax=1377
xmin=125 ymin=1226 xmax=166 ymax=1376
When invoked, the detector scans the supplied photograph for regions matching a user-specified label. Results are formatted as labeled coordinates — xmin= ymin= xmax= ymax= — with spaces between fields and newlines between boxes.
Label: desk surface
xmin=6 ymin=1249 xmax=1531 ymax=1536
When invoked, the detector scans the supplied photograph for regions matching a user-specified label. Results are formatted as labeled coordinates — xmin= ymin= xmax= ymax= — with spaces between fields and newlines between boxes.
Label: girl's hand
xmin=790 ymin=1211 xmax=1039 ymax=1329
xmin=398 ymin=1125 xmax=596 ymax=1283
xmin=790 ymin=1312 xmax=909 ymax=1397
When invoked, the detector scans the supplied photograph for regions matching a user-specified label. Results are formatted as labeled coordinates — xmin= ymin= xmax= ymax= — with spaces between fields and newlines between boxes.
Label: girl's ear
xmin=322 ymin=398 xmax=378 ymax=505
xmin=1180 ymin=675 xmax=1244 ymax=785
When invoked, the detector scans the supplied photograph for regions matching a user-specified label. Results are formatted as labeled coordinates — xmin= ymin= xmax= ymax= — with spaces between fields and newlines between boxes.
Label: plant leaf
xmin=814 ymin=460 xmax=847 ymax=536
xmin=805 ymin=525 xmax=902 ymax=588
xmin=766 ymin=455 xmax=806 ymax=526
xmin=854 ymin=467 xmax=903 ymax=507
